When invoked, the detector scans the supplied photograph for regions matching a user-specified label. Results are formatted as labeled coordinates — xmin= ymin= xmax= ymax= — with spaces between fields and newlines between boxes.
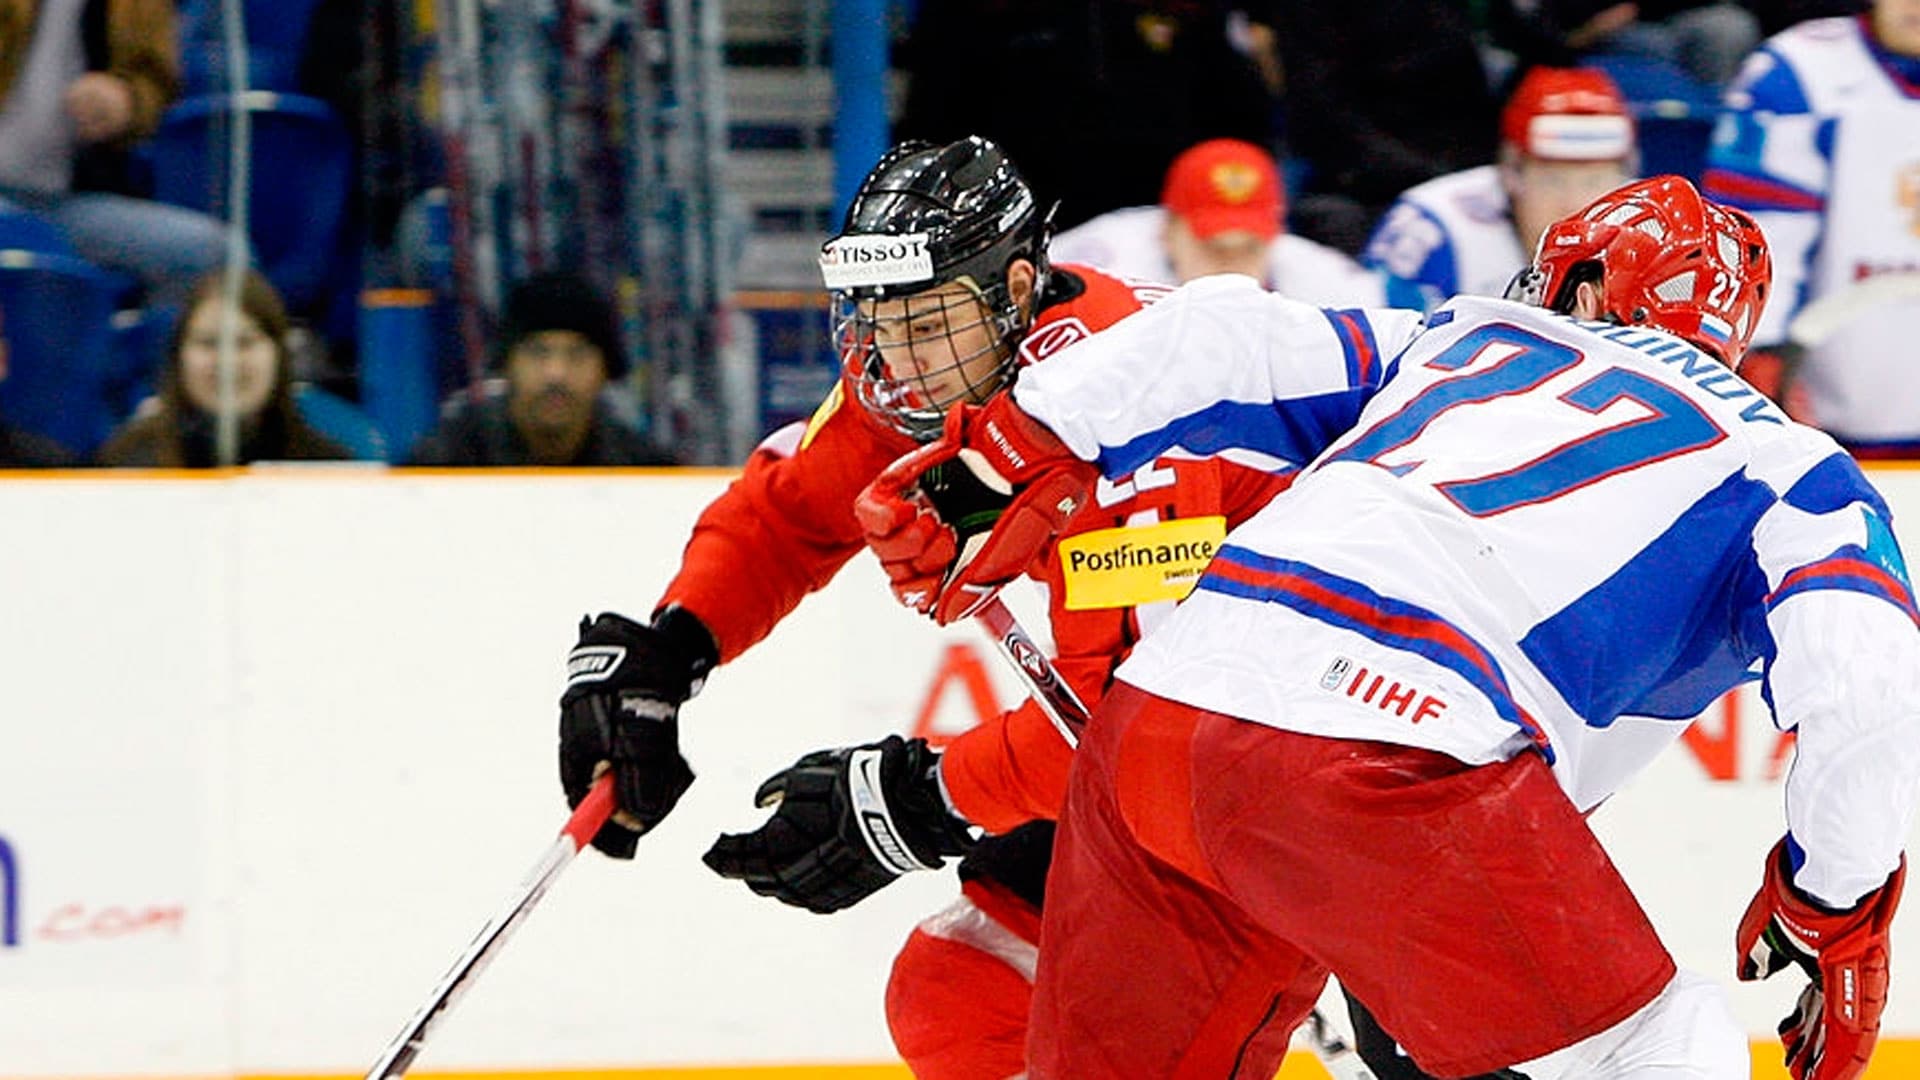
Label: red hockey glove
xmin=855 ymin=394 xmax=1095 ymax=625
xmin=857 ymin=436 xmax=962 ymax=616
xmin=1736 ymin=838 xmax=1907 ymax=1080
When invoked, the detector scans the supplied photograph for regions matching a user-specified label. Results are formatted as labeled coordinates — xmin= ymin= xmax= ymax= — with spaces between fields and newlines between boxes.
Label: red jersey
xmin=659 ymin=265 xmax=1290 ymax=832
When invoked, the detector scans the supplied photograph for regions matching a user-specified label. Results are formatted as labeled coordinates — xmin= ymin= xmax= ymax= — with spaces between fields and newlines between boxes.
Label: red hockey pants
xmin=1028 ymin=682 xmax=1675 ymax=1079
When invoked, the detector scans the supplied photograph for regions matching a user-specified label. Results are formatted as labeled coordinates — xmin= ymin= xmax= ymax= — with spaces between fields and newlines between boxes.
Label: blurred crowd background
xmin=0 ymin=0 xmax=1908 ymax=469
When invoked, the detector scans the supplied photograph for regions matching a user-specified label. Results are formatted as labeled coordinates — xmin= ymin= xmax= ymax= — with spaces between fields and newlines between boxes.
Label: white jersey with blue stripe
xmin=1362 ymin=166 xmax=1530 ymax=312
xmin=1704 ymin=16 xmax=1920 ymax=444
xmin=1015 ymin=277 xmax=1920 ymax=906
xmin=1048 ymin=205 xmax=1389 ymax=307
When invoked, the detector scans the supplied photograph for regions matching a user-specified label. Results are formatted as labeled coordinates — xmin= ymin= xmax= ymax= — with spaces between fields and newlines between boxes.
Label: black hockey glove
xmin=702 ymin=734 xmax=976 ymax=913
xmin=559 ymin=607 xmax=717 ymax=858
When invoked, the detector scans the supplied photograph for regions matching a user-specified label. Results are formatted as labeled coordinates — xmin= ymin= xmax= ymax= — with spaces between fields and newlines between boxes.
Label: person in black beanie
xmin=406 ymin=272 xmax=675 ymax=466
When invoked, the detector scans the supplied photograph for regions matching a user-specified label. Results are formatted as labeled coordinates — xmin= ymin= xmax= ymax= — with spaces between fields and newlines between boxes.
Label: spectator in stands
xmin=296 ymin=0 xmax=407 ymax=261
xmin=1488 ymin=1 xmax=1761 ymax=89
xmin=0 ymin=304 xmax=74 ymax=467
xmin=0 ymin=0 xmax=233 ymax=306
xmin=1363 ymin=67 xmax=1638 ymax=312
xmin=96 ymin=269 xmax=347 ymax=467
xmin=894 ymin=0 xmax=1277 ymax=230
xmin=1747 ymin=0 xmax=1869 ymax=36
xmin=1049 ymin=137 xmax=1385 ymax=305
xmin=407 ymin=272 xmax=673 ymax=467
xmin=1270 ymin=0 xmax=1498 ymax=255
xmin=1702 ymin=0 xmax=1920 ymax=452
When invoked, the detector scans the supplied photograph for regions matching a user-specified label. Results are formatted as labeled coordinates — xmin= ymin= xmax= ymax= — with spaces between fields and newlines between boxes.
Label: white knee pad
xmin=1511 ymin=969 xmax=1747 ymax=1079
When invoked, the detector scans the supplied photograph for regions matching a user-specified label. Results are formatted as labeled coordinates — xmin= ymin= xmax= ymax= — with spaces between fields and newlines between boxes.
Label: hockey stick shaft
xmin=363 ymin=773 xmax=615 ymax=1079
xmin=970 ymin=599 xmax=1377 ymax=1080
xmin=972 ymin=597 xmax=1090 ymax=747
xmin=1786 ymin=271 xmax=1920 ymax=350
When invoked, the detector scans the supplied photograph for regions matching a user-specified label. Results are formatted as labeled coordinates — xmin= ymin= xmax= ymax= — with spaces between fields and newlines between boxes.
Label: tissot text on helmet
xmin=820 ymin=234 xmax=936 ymax=290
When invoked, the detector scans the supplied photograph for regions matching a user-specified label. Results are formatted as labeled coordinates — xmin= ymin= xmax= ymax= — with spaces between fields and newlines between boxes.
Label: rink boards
xmin=2 ymin=465 xmax=1920 ymax=1078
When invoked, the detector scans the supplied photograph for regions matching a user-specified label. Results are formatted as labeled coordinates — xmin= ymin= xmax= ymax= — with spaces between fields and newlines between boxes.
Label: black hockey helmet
xmin=822 ymin=136 xmax=1056 ymax=440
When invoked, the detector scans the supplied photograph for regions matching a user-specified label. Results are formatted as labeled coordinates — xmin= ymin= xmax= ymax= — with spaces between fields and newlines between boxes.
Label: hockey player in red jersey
xmin=556 ymin=135 xmax=1311 ymax=1078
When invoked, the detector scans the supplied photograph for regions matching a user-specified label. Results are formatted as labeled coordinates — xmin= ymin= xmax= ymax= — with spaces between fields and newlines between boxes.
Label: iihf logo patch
xmin=1320 ymin=656 xmax=1353 ymax=691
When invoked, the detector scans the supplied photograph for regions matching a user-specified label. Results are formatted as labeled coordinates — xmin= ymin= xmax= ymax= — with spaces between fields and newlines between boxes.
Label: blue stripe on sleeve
xmin=1784 ymin=452 xmax=1885 ymax=516
xmin=1739 ymin=47 xmax=1813 ymax=115
xmin=1769 ymin=547 xmax=1920 ymax=625
xmin=1786 ymin=832 xmax=1808 ymax=874
xmin=1322 ymin=309 xmax=1381 ymax=388
xmin=1776 ymin=458 xmax=1917 ymax=617
xmin=1093 ymin=388 xmax=1375 ymax=479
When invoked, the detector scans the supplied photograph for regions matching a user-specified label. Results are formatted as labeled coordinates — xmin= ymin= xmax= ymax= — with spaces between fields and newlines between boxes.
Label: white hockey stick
xmin=363 ymin=773 xmax=615 ymax=1079
xmin=1786 ymin=271 xmax=1920 ymax=350
xmin=971 ymin=597 xmax=1378 ymax=1080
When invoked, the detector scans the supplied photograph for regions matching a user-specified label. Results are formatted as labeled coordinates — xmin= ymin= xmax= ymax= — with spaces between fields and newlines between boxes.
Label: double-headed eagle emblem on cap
xmin=1209 ymin=162 xmax=1263 ymax=205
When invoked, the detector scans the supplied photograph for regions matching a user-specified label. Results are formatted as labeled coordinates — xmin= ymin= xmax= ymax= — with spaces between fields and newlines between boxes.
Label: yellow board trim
xmin=47 ymin=1040 xmax=1920 ymax=1080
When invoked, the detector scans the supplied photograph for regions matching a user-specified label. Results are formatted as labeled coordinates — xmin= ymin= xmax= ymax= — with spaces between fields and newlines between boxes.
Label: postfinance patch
xmin=1058 ymin=516 xmax=1227 ymax=610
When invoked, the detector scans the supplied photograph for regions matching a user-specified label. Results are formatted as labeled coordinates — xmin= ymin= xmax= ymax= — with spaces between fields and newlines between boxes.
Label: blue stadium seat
xmin=148 ymin=92 xmax=353 ymax=310
xmin=1636 ymin=111 xmax=1719 ymax=187
xmin=1581 ymin=54 xmax=1720 ymax=114
xmin=292 ymin=384 xmax=388 ymax=461
xmin=0 ymin=207 xmax=74 ymax=255
xmin=108 ymin=303 xmax=177 ymax=419
xmin=1581 ymin=55 xmax=1722 ymax=184
xmin=175 ymin=0 xmax=325 ymax=95
xmin=0 ymin=252 xmax=136 ymax=455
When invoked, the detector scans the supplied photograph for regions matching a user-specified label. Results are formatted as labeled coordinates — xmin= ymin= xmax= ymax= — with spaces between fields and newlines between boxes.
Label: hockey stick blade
xmin=363 ymin=773 xmax=616 ymax=1079
xmin=969 ymin=599 xmax=1378 ymax=1079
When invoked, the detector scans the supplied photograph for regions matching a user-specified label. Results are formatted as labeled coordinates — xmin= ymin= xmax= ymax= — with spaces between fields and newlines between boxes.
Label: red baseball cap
xmin=1161 ymin=139 xmax=1284 ymax=240
xmin=1501 ymin=67 xmax=1635 ymax=161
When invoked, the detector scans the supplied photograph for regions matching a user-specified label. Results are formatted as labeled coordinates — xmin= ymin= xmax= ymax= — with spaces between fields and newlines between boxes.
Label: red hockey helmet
xmin=1509 ymin=175 xmax=1771 ymax=367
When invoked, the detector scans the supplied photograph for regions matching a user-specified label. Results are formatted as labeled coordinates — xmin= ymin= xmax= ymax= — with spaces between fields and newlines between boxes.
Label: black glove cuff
xmin=650 ymin=604 xmax=720 ymax=690
xmin=902 ymin=743 xmax=977 ymax=861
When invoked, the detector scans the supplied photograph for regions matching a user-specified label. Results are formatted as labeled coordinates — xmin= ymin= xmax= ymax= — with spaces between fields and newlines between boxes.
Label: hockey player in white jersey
xmin=1704 ymin=0 xmax=1920 ymax=451
xmin=859 ymin=175 xmax=1919 ymax=1079
xmin=1048 ymin=137 xmax=1386 ymax=306
xmin=1364 ymin=66 xmax=1638 ymax=312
